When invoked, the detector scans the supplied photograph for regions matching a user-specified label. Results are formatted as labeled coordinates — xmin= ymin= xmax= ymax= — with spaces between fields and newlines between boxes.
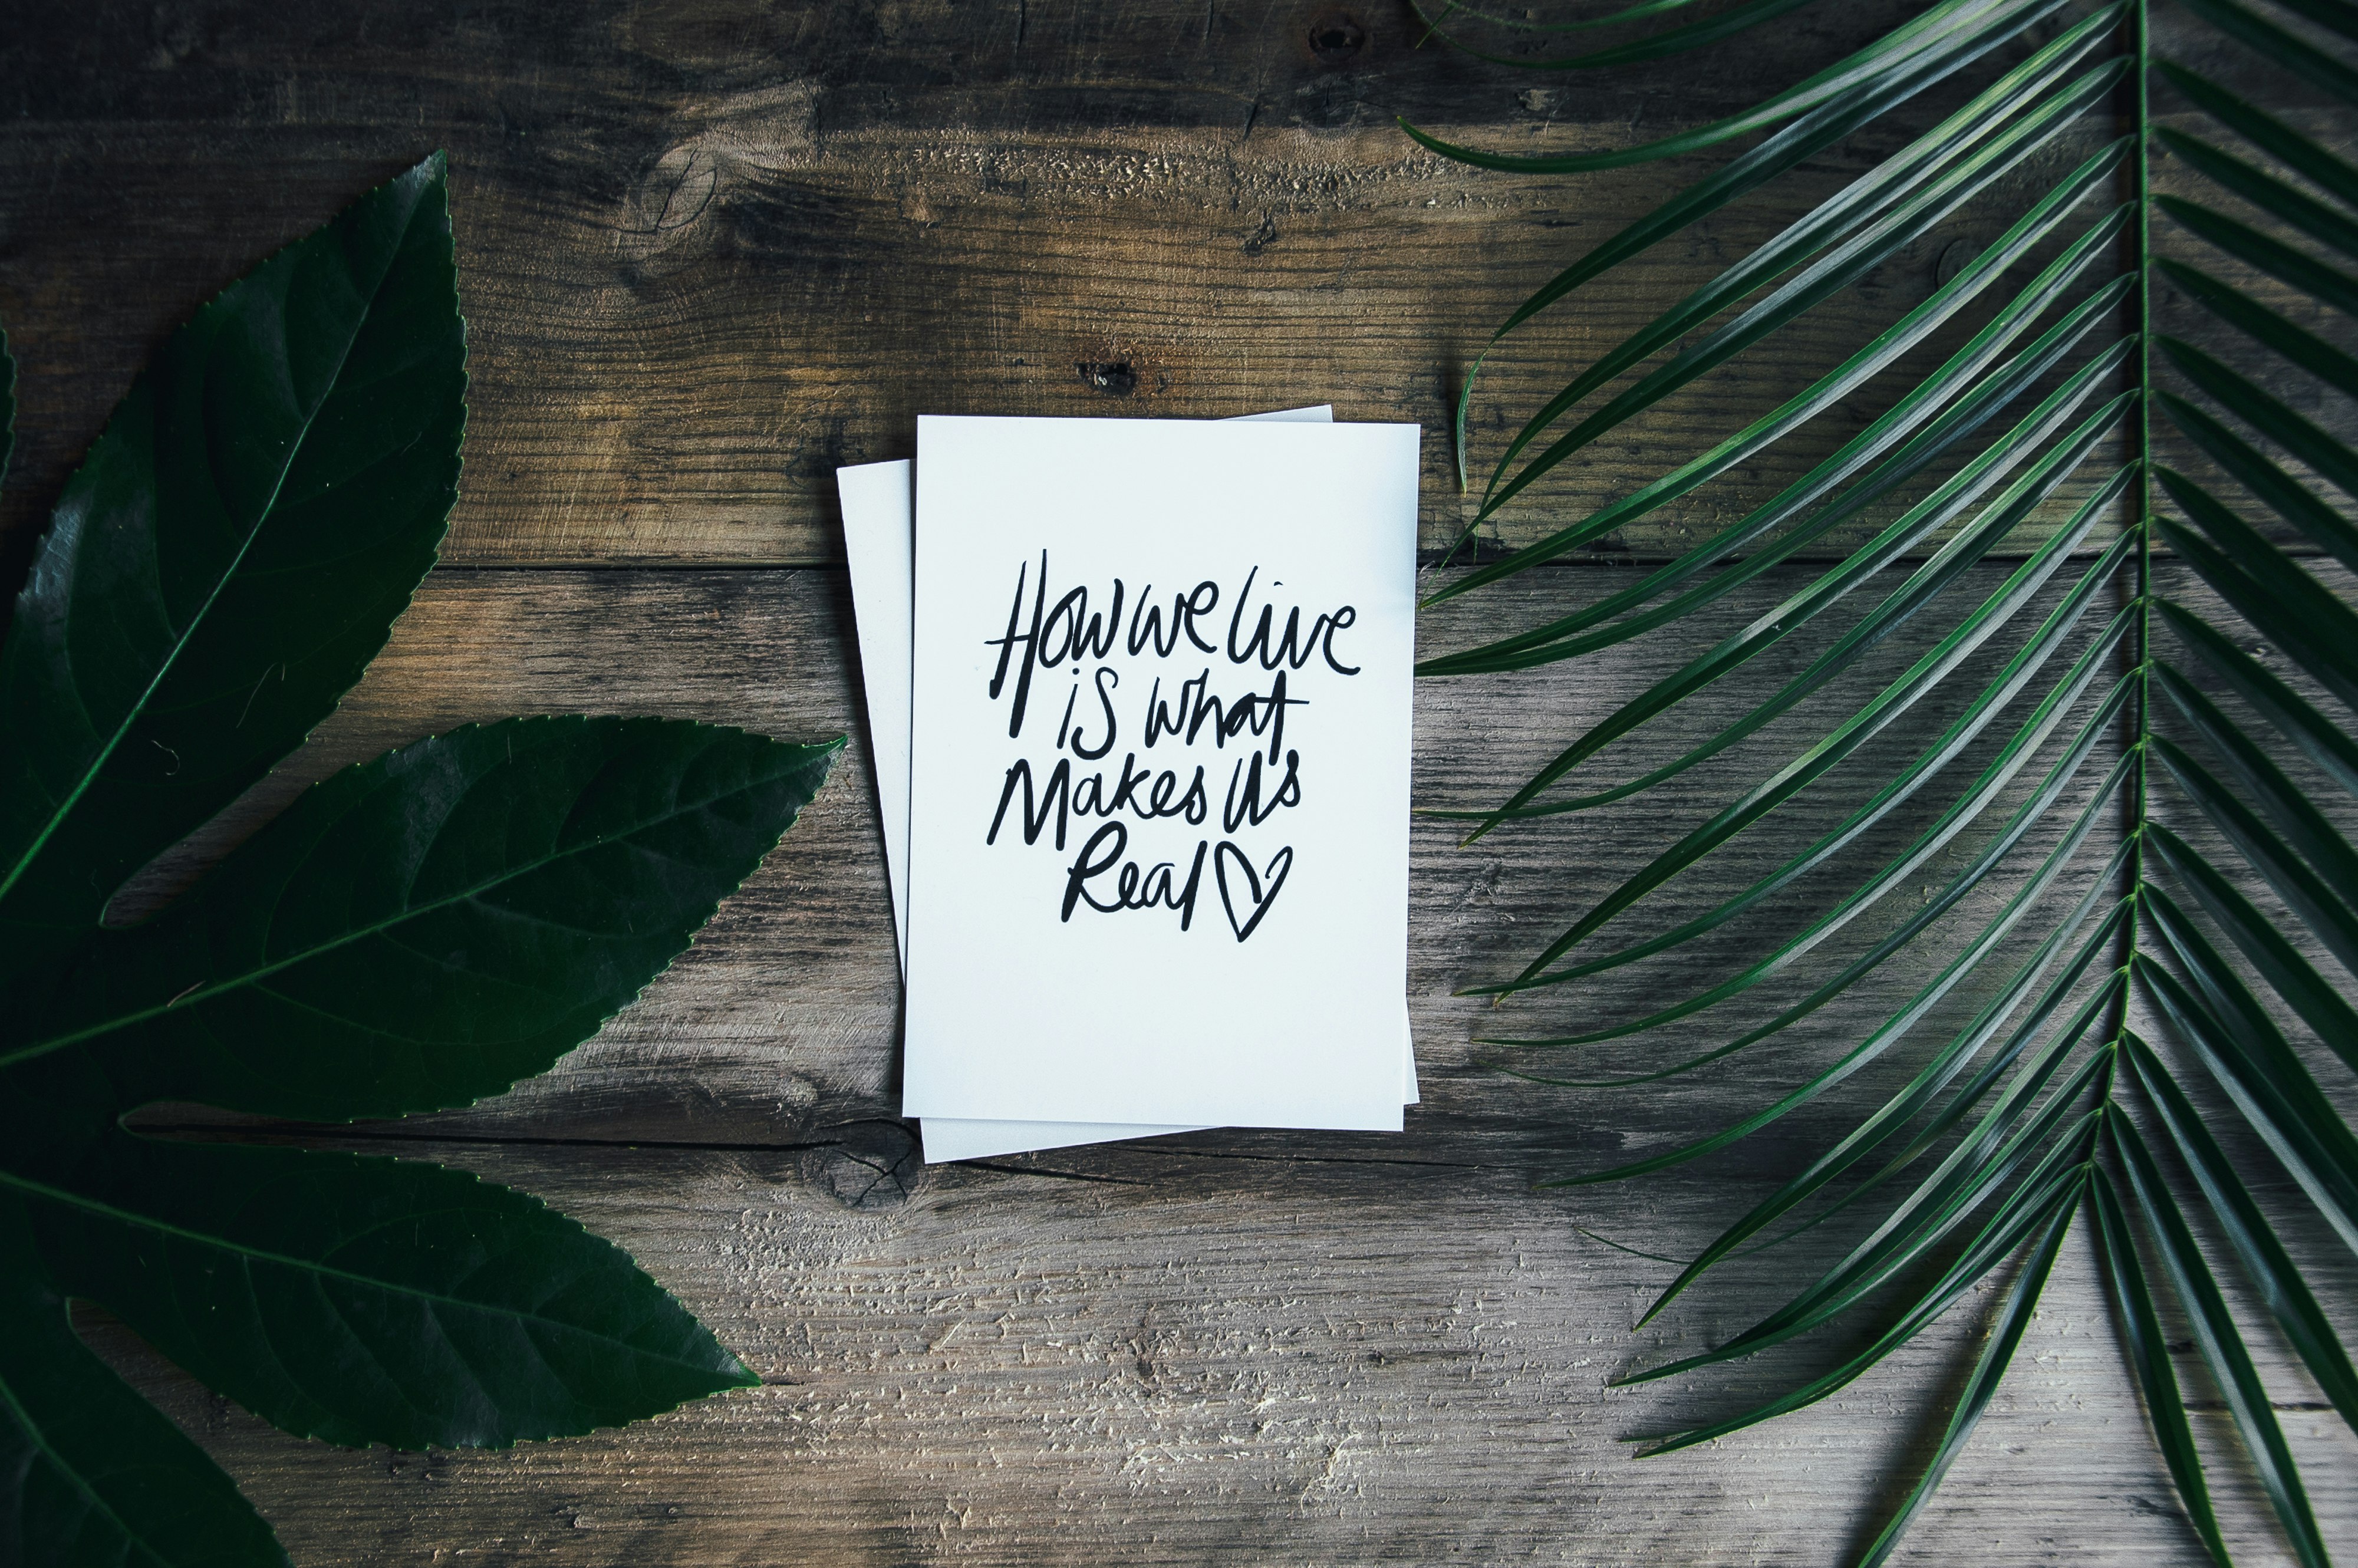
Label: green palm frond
xmin=1409 ymin=0 xmax=2358 ymax=1559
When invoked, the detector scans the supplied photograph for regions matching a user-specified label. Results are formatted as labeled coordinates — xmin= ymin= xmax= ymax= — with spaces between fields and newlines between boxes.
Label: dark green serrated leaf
xmin=3 ymin=716 xmax=841 ymax=1123
xmin=2 ymin=1105 xmax=756 ymax=1451
xmin=0 ymin=154 xmax=466 ymax=990
xmin=0 ymin=156 xmax=843 ymax=1548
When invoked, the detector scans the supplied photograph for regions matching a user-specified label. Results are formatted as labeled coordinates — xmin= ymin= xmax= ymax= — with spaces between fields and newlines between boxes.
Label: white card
xmin=903 ymin=414 xmax=1420 ymax=1130
xmin=839 ymin=410 xmax=1417 ymax=1162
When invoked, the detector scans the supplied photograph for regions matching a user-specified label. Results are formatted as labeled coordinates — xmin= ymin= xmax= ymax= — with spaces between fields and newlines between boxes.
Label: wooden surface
xmin=7 ymin=0 xmax=2358 ymax=1563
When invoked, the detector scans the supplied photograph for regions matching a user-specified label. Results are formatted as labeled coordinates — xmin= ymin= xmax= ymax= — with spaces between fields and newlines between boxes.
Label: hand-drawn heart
xmin=1214 ymin=841 xmax=1293 ymax=943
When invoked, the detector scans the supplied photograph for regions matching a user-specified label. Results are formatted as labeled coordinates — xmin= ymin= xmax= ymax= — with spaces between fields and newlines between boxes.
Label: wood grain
xmin=104 ymin=559 xmax=2357 ymax=1566
xmin=0 ymin=0 xmax=2344 ymax=571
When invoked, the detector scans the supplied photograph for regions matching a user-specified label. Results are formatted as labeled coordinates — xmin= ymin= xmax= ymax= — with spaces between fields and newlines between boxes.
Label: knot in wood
xmin=1077 ymin=361 xmax=1140 ymax=396
xmin=807 ymin=1121 xmax=924 ymax=1210
xmin=1305 ymin=10 xmax=1366 ymax=65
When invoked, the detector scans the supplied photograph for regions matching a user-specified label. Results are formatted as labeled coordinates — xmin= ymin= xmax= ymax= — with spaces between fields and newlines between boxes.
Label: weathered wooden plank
xmin=3 ymin=1 xmax=2344 ymax=571
xmin=80 ymin=1140 xmax=2354 ymax=1567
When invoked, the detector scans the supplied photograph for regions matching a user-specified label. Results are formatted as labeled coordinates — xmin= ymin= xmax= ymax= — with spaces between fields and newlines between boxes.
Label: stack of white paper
xmin=838 ymin=407 xmax=1421 ymax=1162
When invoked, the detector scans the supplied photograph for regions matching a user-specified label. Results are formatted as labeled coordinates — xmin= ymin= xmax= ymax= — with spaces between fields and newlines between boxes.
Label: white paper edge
xmin=837 ymin=406 xmax=1417 ymax=1165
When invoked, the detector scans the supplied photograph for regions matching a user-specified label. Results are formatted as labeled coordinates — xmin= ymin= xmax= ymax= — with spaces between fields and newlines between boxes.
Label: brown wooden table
xmin=5 ymin=1 xmax=2353 ymax=1561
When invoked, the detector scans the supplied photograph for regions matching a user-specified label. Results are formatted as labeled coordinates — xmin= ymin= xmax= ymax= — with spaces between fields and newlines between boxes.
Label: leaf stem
xmin=2116 ymin=0 xmax=2156 ymax=1053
